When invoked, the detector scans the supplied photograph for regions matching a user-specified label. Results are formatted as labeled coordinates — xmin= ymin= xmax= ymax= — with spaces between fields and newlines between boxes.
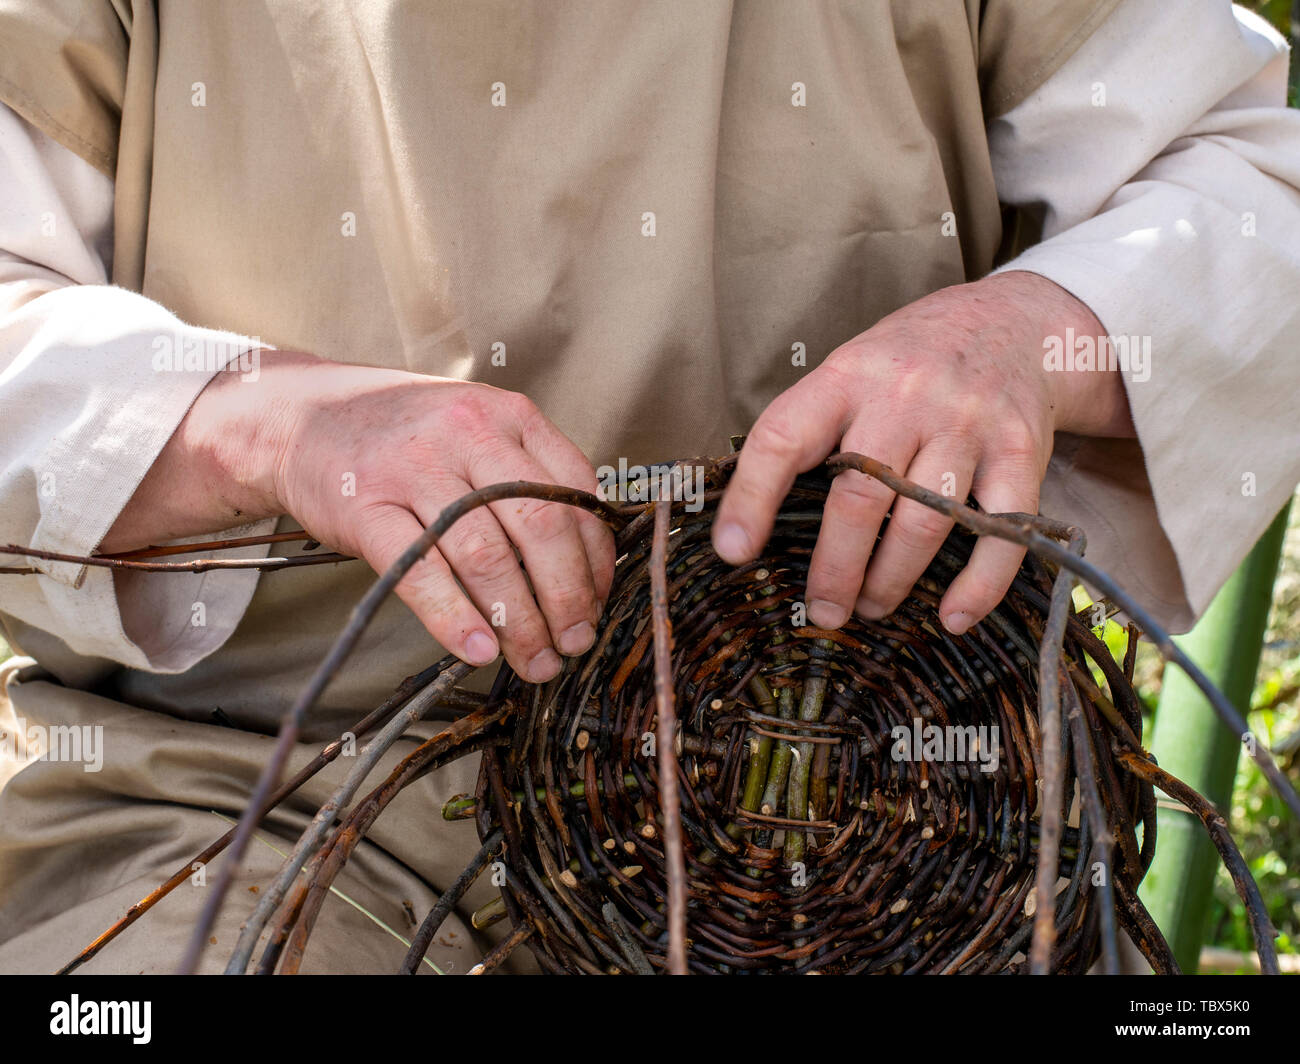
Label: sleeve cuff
xmin=0 ymin=283 xmax=275 ymax=671
xmin=992 ymin=200 xmax=1300 ymax=631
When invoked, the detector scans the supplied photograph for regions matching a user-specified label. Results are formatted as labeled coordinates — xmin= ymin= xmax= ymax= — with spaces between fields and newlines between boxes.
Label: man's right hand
xmin=101 ymin=350 xmax=614 ymax=683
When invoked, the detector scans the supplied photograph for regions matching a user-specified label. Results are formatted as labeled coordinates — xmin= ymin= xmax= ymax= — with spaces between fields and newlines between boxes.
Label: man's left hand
xmin=711 ymin=270 xmax=1135 ymax=635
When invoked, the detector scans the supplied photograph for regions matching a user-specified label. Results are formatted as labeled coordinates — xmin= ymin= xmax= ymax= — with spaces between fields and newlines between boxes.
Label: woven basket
xmin=462 ymin=459 xmax=1155 ymax=974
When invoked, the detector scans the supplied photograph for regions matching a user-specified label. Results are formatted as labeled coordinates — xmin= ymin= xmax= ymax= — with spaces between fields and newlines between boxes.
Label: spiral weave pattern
xmin=477 ymin=461 xmax=1152 ymax=974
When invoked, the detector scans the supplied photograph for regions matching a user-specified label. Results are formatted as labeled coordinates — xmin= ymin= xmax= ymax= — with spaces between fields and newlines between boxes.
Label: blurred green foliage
xmin=1241 ymin=0 xmax=1299 ymax=104
xmin=1106 ymin=493 xmax=1300 ymax=963
xmin=1244 ymin=0 xmax=1293 ymax=36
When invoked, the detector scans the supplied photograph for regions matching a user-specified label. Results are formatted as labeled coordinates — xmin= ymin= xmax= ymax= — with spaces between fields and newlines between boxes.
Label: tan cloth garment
xmin=0 ymin=0 xmax=1117 ymax=972
xmin=0 ymin=655 xmax=505 ymax=974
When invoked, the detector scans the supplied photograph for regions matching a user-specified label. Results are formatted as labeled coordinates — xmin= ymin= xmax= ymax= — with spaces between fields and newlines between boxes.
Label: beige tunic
xmin=3 ymin=0 xmax=1294 ymax=973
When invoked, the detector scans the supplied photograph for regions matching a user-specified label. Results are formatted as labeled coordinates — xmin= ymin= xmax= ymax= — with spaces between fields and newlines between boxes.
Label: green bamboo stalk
xmin=1139 ymin=503 xmax=1291 ymax=972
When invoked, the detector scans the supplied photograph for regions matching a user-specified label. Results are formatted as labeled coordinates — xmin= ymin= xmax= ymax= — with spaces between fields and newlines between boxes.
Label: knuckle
xmin=728 ymin=470 xmax=774 ymax=511
xmin=808 ymin=545 xmax=867 ymax=598
xmin=860 ymin=568 xmax=912 ymax=611
xmin=502 ymin=388 xmax=538 ymax=419
xmin=569 ymin=461 xmax=601 ymax=495
xmin=462 ymin=435 xmax=517 ymax=475
xmin=520 ymin=498 xmax=572 ymax=544
xmin=541 ymin=579 xmax=594 ymax=621
xmin=815 ymin=355 xmax=861 ymax=394
xmin=830 ymin=472 xmax=891 ymax=516
xmin=411 ymin=579 xmax=463 ymax=623
xmin=958 ymin=578 xmax=1006 ymax=616
xmin=956 ymin=559 xmax=1018 ymax=613
xmin=444 ymin=394 xmax=491 ymax=432
xmin=944 ymin=398 xmax=982 ymax=437
xmin=397 ymin=558 xmax=461 ymax=617
xmin=807 ymin=568 xmax=859 ymax=604
xmin=998 ymin=423 xmax=1042 ymax=466
xmin=501 ymin=390 xmax=545 ymax=436
xmin=456 ymin=530 xmax=518 ymax=584
xmin=892 ymin=372 xmax=927 ymax=408
xmin=888 ymin=507 xmax=952 ymax=553
xmin=747 ymin=409 xmax=801 ymax=461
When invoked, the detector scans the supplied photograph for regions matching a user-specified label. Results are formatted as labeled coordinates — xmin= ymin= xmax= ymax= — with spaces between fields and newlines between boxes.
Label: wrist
xmin=204 ymin=348 xmax=318 ymax=519
xmin=984 ymin=270 xmax=1135 ymax=438
xmin=100 ymin=348 xmax=314 ymax=553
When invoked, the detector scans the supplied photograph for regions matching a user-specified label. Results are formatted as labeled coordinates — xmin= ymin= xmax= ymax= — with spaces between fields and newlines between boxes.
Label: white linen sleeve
xmin=988 ymin=0 xmax=1300 ymax=633
xmin=0 ymin=103 xmax=276 ymax=673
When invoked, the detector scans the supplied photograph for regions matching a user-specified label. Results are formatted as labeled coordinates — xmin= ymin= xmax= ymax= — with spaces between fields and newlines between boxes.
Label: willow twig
xmin=1117 ymin=750 xmax=1279 ymax=975
xmin=400 ymin=830 xmax=504 ymax=974
xmin=651 ymin=497 xmax=688 ymax=975
xmin=0 ymin=543 xmax=350 ymax=573
xmin=1030 ymin=532 xmax=1082 ymax=974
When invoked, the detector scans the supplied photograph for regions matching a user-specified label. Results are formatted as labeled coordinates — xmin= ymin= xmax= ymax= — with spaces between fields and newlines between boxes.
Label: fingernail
xmin=944 ymin=611 xmax=974 ymax=635
xmin=713 ymin=522 xmax=752 ymax=563
xmin=559 ymin=620 xmax=595 ymax=656
xmin=856 ymin=598 xmax=888 ymax=621
xmin=808 ymin=599 xmax=849 ymax=629
xmin=596 ymin=599 xmax=607 ymax=617
xmin=527 ymin=648 xmax=563 ymax=682
xmin=465 ymin=630 xmax=498 ymax=665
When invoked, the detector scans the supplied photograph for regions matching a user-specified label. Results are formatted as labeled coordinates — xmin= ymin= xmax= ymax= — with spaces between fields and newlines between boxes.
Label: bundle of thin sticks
xmin=22 ymin=452 xmax=1294 ymax=975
